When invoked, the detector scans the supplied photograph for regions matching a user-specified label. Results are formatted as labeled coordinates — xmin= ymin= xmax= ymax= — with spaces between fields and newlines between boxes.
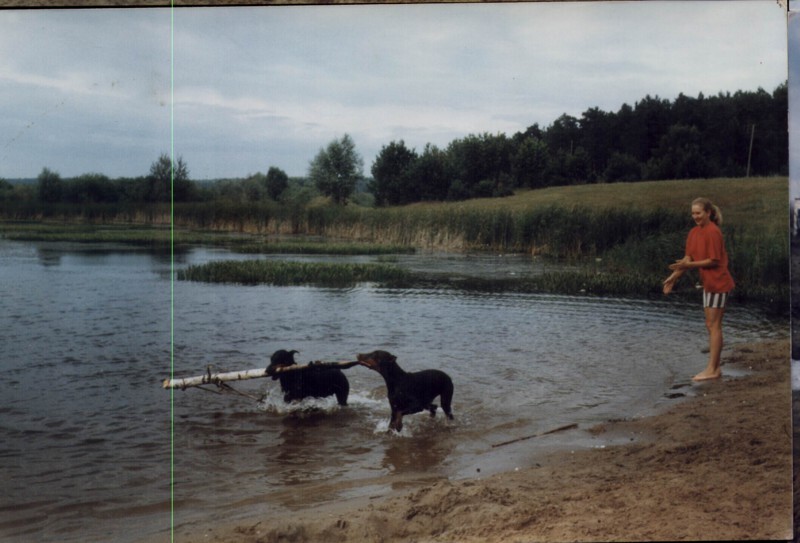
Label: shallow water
xmin=0 ymin=240 xmax=786 ymax=542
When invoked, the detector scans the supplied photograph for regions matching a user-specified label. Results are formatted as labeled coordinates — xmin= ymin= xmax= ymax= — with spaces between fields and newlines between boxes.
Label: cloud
xmin=0 ymin=2 xmax=789 ymax=180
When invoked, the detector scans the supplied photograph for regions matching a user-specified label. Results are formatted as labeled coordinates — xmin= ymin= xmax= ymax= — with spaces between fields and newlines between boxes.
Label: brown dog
xmin=358 ymin=350 xmax=454 ymax=432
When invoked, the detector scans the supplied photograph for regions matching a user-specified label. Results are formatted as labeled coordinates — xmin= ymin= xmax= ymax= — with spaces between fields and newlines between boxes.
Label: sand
xmin=162 ymin=338 xmax=793 ymax=543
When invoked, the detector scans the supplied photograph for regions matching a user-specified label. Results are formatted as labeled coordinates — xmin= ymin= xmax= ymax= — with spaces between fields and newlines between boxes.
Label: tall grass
xmin=302 ymin=203 xmax=690 ymax=256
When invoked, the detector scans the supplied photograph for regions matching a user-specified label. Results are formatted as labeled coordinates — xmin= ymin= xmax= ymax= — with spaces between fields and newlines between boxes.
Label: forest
xmin=0 ymin=83 xmax=788 ymax=211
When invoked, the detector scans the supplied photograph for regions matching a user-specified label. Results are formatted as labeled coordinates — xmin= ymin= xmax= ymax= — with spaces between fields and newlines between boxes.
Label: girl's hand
xmin=663 ymin=276 xmax=675 ymax=295
xmin=668 ymin=257 xmax=690 ymax=271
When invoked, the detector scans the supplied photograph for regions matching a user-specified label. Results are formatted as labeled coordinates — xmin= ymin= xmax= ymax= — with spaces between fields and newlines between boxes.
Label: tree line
xmin=0 ymin=154 xmax=298 ymax=207
xmin=0 ymin=83 xmax=787 ymax=209
xmin=370 ymin=84 xmax=787 ymax=205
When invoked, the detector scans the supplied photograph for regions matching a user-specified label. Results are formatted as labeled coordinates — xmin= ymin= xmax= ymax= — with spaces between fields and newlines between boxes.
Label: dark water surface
xmin=0 ymin=240 xmax=786 ymax=542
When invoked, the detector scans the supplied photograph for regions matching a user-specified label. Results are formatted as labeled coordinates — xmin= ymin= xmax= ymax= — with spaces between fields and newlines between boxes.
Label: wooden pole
xmin=746 ymin=124 xmax=755 ymax=177
xmin=163 ymin=360 xmax=361 ymax=390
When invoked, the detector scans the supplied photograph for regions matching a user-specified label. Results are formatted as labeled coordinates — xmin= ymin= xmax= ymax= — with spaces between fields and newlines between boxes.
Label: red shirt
xmin=685 ymin=222 xmax=735 ymax=293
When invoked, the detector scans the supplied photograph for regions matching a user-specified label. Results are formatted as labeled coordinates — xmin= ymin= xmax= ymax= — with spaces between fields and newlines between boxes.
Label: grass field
xmin=434 ymin=177 xmax=784 ymax=229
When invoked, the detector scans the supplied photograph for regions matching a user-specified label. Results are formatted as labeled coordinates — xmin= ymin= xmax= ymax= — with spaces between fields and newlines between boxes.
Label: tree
xmin=646 ymin=124 xmax=710 ymax=180
xmin=265 ymin=166 xmax=289 ymax=201
xmin=370 ymin=140 xmax=418 ymax=206
xmin=545 ymin=114 xmax=581 ymax=156
xmin=603 ymin=152 xmax=642 ymax=183
xmin=64 ymin=173 xmax=116 ymax=203
xmin=446 ymin=133 xmax=513 ymax=197
xmin=511 ymin=137 xmax=550 ymax=188
xmin=37 ymin=167 xmax=63 ymax=203
xmin=578 ymin=107 xmax=615 ymax=178
xmin=412 ymin=143 xmax=453 ymax=202
xmin=243 ymin=173 xmax=267 ymax=202
xmin=147 ymin=153 xmax=191 ymax=202
xmin=0 ymin=178 xmax=15 ymax=201
xmin=308 ymin=134 xmax=363 ymax=205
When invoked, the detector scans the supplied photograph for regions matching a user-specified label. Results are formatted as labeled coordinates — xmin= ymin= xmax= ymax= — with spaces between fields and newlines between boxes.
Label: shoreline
xmin=158 ymin=338 xmax=792 ymax=543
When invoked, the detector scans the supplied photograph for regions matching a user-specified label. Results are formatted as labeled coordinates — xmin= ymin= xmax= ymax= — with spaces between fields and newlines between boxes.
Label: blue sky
xmin=0 ymin=2 xmax=788 ymax=181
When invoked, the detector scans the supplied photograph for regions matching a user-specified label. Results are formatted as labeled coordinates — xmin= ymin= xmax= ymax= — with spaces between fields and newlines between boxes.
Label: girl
xmin=663 ymin=197 xmax=735 ymax=381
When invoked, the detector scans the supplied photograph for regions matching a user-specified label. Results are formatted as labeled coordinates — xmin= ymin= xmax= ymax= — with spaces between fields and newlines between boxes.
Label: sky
xmin=0 ymin=1 xmax=789 ymax=181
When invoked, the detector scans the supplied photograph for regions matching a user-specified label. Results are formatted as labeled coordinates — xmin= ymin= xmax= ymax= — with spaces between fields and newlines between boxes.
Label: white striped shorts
xmin=703 ymin=291 xmax=729 ymax=309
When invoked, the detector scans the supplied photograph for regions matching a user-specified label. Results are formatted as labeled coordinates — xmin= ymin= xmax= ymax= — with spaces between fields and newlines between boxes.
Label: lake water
xmin=0 ymin=240 xmax=786 ymax=542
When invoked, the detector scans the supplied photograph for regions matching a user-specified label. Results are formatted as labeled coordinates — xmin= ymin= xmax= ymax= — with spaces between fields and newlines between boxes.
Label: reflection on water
xmin=0 ymin=240 xmax=786 ymax=543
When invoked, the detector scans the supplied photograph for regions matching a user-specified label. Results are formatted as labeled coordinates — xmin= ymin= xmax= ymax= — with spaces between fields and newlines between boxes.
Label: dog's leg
xmin=340 ymin=377 xmax=350 ymax=406
xmin=390 ymin=411 xmax=403 ymax=432
xmin=428 ymin=404 xmax=438 ymax=417
xmin=440 ymin=385 xmax=454 ymax=420
xmin=335 ymin=384 xmax=348 ymax=406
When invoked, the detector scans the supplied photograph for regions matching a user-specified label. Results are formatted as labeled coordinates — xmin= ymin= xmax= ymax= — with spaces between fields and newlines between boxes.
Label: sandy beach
xmin=161 ymin=338 xmax=793 ymax=543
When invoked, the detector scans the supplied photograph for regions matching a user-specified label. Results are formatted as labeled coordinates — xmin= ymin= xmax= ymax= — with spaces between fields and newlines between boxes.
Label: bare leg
xmin=693 ymin=307 xmax=724 ymax=381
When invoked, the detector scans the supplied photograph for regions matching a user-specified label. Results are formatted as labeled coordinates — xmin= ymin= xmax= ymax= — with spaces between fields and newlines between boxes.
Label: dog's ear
xmin=270 ymin=349 xmax=285 ymax=363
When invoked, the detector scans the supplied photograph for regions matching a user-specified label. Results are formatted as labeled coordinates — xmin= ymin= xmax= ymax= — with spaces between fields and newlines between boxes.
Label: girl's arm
xmin=669 ymin=257 xmax=719 ymax=271
xmin=663 ymin=256 xmax=691 ymax=295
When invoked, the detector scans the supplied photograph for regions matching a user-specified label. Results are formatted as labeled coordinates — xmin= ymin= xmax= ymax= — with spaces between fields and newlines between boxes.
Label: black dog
xmin=266 ymin=349 xmax=350 ymax=406
xmin=357 ymin=350 xmax=454 ymax=432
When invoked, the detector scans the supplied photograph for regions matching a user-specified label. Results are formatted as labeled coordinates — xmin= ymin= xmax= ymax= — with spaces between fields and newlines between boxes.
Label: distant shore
xmin=157 ymin=338 xmax=792 ymax=543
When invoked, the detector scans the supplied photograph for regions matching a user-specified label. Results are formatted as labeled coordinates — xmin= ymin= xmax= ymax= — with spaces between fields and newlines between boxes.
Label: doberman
xmin=267 ymin=349 xmax=350 ymax=406
xmin=357 ymin=350 xmax=454 ymax=432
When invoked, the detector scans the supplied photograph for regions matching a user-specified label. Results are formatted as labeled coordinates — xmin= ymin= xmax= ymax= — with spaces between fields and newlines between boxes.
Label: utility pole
xmin=746 ymin=124 xmax=755 ymax=178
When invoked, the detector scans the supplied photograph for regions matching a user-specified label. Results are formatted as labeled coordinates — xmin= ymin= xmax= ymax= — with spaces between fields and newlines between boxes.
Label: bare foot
xmin=692 ymin=369 xmax=721 ymax=382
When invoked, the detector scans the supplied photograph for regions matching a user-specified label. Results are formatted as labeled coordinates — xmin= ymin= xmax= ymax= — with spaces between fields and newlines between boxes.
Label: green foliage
xmin=0 ymin=178 xmax=16 ymax=201
xmin=411 ymin=143 xmax=453 ymax=201
xmin=603 ymin=152 xmax=642 ymax=183
xmin=37 ymin=168 xmax=63 ymax=203
xmin=265 ymin=166 xmax=289 ymax=201
xmin=370 ymin=140 xmax=418 ymax=206
xmin=512 ymin=137 xmax=550 ymax=188
xmin=446 ymin=132 xmax=513 ymax=197
xmin=308 ymin=134 xmax=363 ymax=205
xmin=646 ymin=124 xmax=710 ymax=180
xmin=148 ymin=153 xmax=192 ymax=202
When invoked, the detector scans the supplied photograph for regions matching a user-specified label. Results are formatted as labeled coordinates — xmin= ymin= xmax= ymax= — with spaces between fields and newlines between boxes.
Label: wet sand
xmin=157 ymin=338 xmax=792 ymax=542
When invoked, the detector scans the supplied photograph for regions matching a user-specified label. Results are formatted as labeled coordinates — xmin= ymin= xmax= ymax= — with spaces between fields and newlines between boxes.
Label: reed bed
xmin=303 ymin=203 xmax=690 ymax=255
xmin=234 ymin=240 xmax=414 ymax=255
xmin=177 ymin=260 xmax=412 ymax=287
xmin=0 ymin=222 xmax=414 ymax=256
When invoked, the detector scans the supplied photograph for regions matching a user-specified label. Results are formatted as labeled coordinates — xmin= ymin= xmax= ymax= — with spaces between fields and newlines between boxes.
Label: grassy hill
xmin=402 ymin=177 xmax=786 ymax=234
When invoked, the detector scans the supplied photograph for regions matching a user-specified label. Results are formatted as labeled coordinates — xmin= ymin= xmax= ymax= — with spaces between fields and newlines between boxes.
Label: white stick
xmin=162 ymin=360 xmax=360 ymax=390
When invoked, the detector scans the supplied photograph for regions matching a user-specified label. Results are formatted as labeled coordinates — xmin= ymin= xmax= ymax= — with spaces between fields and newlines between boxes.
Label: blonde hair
xmin=692 ymin=197 xmax=723 ymax=226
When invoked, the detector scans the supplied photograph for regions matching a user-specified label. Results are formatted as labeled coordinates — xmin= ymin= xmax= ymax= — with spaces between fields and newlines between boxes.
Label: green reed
xmin=301 ymin=203 xmax=690 ymax=256
xmin=234 ymin=240 xmax=414 ymax=255
xmin=177 ymin=260 xmax=412 ymax=287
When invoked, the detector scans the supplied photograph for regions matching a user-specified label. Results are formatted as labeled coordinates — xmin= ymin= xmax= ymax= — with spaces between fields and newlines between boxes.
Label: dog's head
xmin=267 ymin=349 xmax=298 ymax=379
xmin=357 ymin=350 xmax=397 ymax=374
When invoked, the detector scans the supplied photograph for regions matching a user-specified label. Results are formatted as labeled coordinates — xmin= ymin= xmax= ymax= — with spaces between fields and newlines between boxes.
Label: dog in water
xmin=357 ymin=350 xmax=454 ymax=432
xmin=266 ymin=349 xmax=350 ymax=406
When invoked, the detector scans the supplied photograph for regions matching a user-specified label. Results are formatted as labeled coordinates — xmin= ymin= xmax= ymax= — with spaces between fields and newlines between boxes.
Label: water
xmin=0 ymin=240 xmax=785 ymax=542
